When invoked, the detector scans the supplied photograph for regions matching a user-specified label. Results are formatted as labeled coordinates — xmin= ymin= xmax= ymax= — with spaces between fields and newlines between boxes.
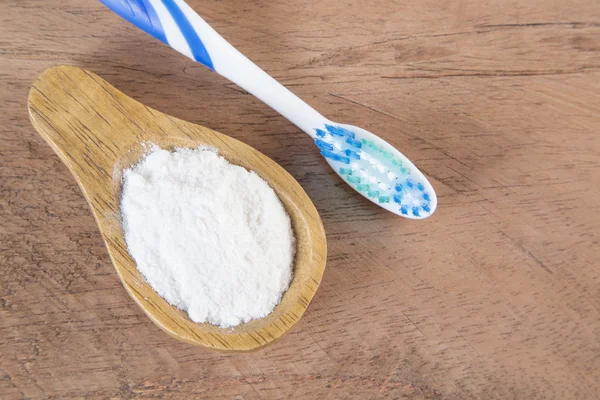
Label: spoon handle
xmin=100 ymin=0 xmax=326 ymax=137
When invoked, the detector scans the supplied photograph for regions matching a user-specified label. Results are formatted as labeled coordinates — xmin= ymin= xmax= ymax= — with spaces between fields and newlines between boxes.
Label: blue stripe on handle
xmin=162 ymin=0 xmax=214 ymax=70
xmin=100 ymin=0 xmax=167 ymax=44
xmin=101 ymin=0 xmax=214 ymax=70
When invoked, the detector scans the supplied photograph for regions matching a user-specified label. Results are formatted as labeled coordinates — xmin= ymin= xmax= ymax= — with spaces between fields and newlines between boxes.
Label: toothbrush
xmin=100 ymin=0 xmax=437 ymax=219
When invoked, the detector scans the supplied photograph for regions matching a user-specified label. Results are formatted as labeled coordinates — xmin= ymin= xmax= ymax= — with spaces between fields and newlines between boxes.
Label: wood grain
xmin=1 ymin=0 xmax=600 ymax=398
xmin=27 ymin=65 xmax=327 ymax=351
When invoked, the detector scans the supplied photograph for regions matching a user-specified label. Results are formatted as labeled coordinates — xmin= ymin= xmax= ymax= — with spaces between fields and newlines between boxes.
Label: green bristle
xmin=357 ymin=184 xmax=370 ymax=192
xmin=368 ymin=190 xmax=380 ymax=198
xmin=347 ymin=176 xmax=361 ymax=184
xmin=339 ymin=167 xmax=353 ymax=176
xmin=378 ymin=196 xmax=390 ymax=203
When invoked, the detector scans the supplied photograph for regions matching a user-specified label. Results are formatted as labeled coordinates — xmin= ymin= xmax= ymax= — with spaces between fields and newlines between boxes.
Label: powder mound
xmin=120 ymin=146 xmax=295 ymax=328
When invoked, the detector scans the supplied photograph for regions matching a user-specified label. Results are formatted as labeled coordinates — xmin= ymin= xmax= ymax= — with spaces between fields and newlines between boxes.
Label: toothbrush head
xmin=314 ymin=123 xmax=437 ymax=219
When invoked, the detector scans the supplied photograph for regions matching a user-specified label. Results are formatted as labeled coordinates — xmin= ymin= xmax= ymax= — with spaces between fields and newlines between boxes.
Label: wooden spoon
xmin=27 ymin=65 xmax=327 ymax=351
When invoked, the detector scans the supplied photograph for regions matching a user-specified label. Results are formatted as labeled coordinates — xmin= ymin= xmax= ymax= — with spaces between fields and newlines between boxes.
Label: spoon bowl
xmin=28 ymin=65 xmax=327 ymax=351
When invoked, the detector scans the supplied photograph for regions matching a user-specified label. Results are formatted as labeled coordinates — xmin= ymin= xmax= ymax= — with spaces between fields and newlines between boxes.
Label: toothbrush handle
xmin=100 ymin=0 xmax=326 ymax=136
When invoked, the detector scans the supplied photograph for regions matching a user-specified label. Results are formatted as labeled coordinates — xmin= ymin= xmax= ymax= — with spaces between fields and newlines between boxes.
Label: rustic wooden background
xmin=1 ymin=0 xmax=599 ymax=398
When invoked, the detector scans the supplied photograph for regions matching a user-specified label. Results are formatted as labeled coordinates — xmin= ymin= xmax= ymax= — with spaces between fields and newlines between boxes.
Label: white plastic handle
xmin=101 ymin=0 xmax=327 ymax=137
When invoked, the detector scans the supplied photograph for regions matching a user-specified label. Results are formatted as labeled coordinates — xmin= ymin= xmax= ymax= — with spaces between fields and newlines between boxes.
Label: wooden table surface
xmin=1 ymin=0 xmax=599 ymax=399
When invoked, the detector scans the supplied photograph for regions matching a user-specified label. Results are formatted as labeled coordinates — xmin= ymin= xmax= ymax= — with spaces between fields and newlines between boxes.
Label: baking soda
xmin=120 ymin=146 xmax=295 ymax=328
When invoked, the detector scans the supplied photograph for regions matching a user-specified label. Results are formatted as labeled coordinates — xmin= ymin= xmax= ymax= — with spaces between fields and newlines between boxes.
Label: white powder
xmin=120 ymin=146 xmax=295 ymax=328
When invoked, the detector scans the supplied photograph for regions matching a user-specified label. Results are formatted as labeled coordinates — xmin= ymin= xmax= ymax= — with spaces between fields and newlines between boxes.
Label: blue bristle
xmin=412 ymin=207 xmax=420 ymax=217
xmin=345 ymin=137 xmax=362 ymax=148
xmin=395 ymin=184 xmax=403 ymax=192
xmin=315 ymin=138 xmax=334 ymax=152
xmin=326 ymin=124 xmax=355 ymax=138
xmin=320 ymin=149 xmax=350 ymax=164
xmin=400 ymin=205 xmax=408 ymax=215
xmin=406 ymin=179 xmax=414 ymax=188
xmin=315 ymin=129 xmax=327 ymax=138
xmin=423 ymin=193 xmax=430 ymax=201
xmin=393 ymin=194 xmax=403 ymax=204
xmin=344 ymin=149 xmax=361 ymax=160
xmin=417 ymin=182 xmax=425 ymax=192
xmin=422 ymin=204 xmax=431 ymax=213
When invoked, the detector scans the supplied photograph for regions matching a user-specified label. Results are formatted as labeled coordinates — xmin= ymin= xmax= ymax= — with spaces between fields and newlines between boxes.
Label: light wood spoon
xmin=28 ymin=65 xmax=327 ymax=351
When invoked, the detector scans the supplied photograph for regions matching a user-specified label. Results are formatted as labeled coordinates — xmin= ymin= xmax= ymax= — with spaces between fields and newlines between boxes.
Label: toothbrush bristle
xmin=314 ymin=124 xmax=435 ymax=218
